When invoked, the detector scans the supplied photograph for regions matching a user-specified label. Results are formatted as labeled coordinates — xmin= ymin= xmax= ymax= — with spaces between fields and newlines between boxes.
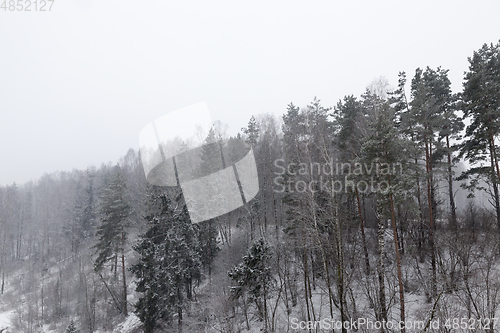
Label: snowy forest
xmin=0 ymin=41 xmax=500 ymax=333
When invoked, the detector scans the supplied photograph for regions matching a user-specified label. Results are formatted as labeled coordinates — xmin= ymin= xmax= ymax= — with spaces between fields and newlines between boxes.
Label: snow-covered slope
xmin=0 ymin=310 xmax=14 ymax=331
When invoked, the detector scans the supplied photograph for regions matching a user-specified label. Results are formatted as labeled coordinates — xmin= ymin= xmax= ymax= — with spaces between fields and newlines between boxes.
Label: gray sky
xmin=1 ymin=0 xmax=499 ymax=186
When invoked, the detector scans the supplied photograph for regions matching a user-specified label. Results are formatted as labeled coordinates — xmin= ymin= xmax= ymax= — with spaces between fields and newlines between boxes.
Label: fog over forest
xmin=1 ymin=40 xmax=500 ymax=333
xmin=2 ymin=1 xmax=500 ymax=332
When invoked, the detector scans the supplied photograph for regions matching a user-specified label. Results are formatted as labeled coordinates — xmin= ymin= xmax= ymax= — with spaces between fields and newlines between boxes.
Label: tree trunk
xmin=424 ymin=134 xmax=437 ymax=299
xmin=356 ymin=190 xmax=370 ymax=275
xmin=388 ymin=177 xmax=405 ymax=332
xmin=303 ymin=246 xmax=312 ymax=324
xmin=263 ymin=280 xmax=268 ymax=331
xmin=316 ymin=228 xmax=335 ymax=321
xmin=333 ymin=203 xmax=347 ymax=333
xmin=121 ymin=232 xmax=128 ymax=316
xmin=488 ymin=120 xmax=500 ymax=183
xmin=488 ymin=134 xmax=500 ymax=229
xmin=446 ymin=135 xmax=457 ymax=231
xmin=376 ymin=211 xmax=387 ymax=324
xmin=177 ymin=284 xmax=183 ymax=332
xmin=413 ymin=144 xmax=425 ymax=263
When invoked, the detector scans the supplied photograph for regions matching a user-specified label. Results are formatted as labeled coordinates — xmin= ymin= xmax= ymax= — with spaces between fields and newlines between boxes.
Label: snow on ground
xmin=0 ymin=310 xmax=14 ymax=331
xmin=112 ymin=314 xmax=141 ymax=333
xmin=91 ymin=314 xmax=142 ymax=333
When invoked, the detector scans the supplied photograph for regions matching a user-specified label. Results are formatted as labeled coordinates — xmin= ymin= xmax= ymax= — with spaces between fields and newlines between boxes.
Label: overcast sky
xmin=1 ymin=0 xmax=499 ymax=186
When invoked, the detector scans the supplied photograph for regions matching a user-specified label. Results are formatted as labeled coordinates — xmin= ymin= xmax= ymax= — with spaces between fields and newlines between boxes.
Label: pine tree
xmin=281 ymin=98 xmax=338 ymax=328
xmin=459 ymin=41 xmax=500 ymax=229
xmin=409 ymin=66 xmax=451 ymax=299
xmin=392 ymin=71 xmax=427 ymax=262
xmin=437 ymin=92 xmax=463 ymax=231
xmin=333 ymin=95 xmax=370 ymax=275
xmin=360 ymin=94 xmax=412 ymax=329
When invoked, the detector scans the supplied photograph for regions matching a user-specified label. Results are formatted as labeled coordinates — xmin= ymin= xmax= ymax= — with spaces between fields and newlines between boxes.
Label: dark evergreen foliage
xmin=131 ymin=187 xmax=202 ymax=332
xmin=228 ymin=238 xmax=275 ymax=321
xmin=94 ymin=170 xmax=131 ymax=273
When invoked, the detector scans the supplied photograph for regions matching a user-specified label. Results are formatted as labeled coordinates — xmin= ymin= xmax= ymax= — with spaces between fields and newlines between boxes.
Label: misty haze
xmin=2 ymin=1 xmax=500 ymax=333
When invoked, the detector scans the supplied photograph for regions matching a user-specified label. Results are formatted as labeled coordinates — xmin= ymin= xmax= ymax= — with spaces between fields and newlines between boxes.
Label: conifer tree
xmin=459 ymin=41 xmax=500 ymax=228
xmin=228 ymin=238 xmax=274 ymax=330
xmin=360 ymin=93 xmax=412 ymax=330
xmin=409 ymin=66 xmax=451 ymax=299
xmin=333 ymin=95 xmax=370 ymax=275
xmin=192 ymin=127 xmax=227 ymax=248
xmin=132 ymin=187 xmax=201 ymax=333
xmin=68 ymin=170 xmax=96 ymax=253
xmin=197 ymin=219 xmax=219 ymax=279
xmin=391 ymin=72 xmax=427 ymax=259
xmin=94 ymin=169 xmax=132 ymax=316
xmin=437 ymin=92 xmax=463 ymax=231
xmin=242 ymin=115 xmax=260 ymax=148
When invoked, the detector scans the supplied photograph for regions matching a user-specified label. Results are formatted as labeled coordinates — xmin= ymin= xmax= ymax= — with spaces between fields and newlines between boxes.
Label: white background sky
xmin=1 ymin=0 xmax=499 ymax=186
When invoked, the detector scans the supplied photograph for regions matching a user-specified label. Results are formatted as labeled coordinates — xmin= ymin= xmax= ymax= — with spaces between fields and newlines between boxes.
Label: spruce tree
xmin=68 ymin=170 xmax=96 ymax=253
xmin=197 ymin=219 xmax=219 ymax=279
xmin=132 ymin=187 xmax=201 ymax=333
xmin=93 ymin=169 xmax=132 ymax=316
xmin=242 ymin=115 xmax=260 ymax=148
xmin=228 ymin=238 xmax=274 ymax=329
